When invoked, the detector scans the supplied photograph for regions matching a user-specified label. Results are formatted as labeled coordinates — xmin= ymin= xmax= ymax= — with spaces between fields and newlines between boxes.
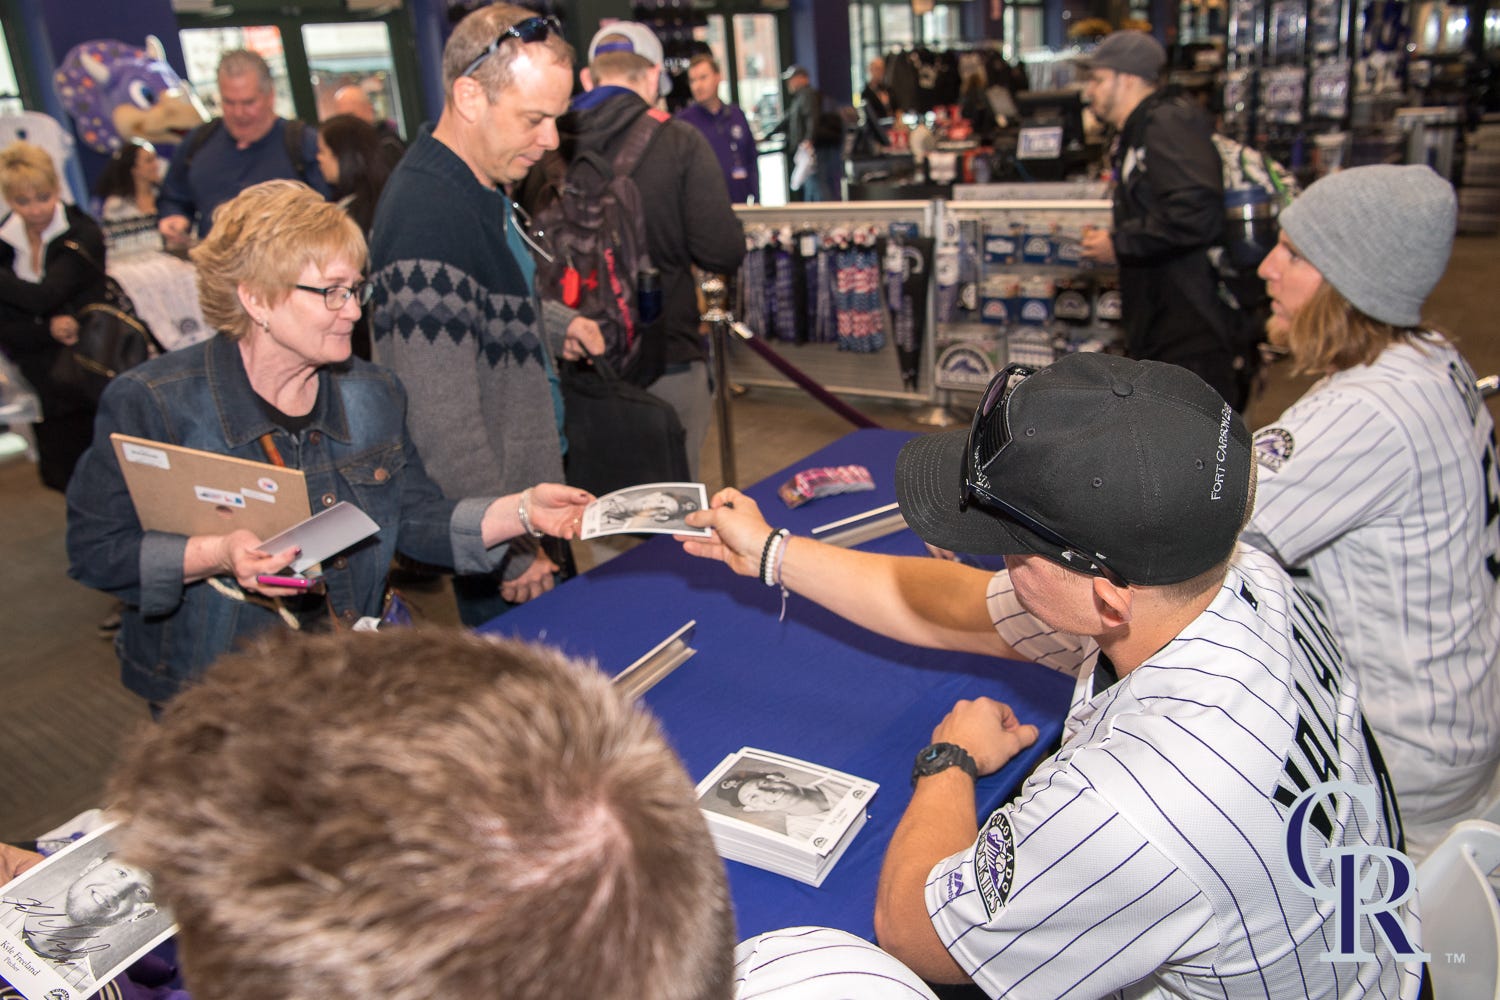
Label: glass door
xmin=0 ymin=23 xmax=22 ymax=118
xmin=733 ymin=12 xmax=785 ymax=205
xmin=302 ymin=22 xmax=405 ymax=137
xmin=178 ymin=26 xmax=297 ymax=120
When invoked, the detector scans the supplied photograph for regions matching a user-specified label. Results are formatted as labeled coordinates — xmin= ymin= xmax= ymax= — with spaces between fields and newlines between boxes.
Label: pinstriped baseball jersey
xmin=1242 ymin=337 xmax=1500 ymax=826
xmin=923 ymin=548 xmax=1421 ymax=999
xmin=733 ymin=926 xmax=940 ymax=998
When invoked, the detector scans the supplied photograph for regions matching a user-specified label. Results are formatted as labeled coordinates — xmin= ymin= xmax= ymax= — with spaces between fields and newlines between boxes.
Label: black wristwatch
xmin=911 ymin=742 xmax=979 ymax=787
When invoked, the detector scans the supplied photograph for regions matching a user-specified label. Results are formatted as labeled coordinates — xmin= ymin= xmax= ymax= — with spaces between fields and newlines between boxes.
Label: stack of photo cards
xmin=580 ymin=482 xmax=712 ymax=540
xmin=696 ymin=748 xmax=878 ymax=887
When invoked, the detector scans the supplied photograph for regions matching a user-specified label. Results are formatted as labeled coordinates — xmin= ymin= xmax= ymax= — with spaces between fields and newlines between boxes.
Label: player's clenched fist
xmin=930 ymin=697 xmax=1039 ymax=775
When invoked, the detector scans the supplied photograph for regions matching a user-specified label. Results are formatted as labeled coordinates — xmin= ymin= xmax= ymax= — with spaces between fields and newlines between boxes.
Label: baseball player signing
xmin=887 ymin=354 xmax=1423 ymax=999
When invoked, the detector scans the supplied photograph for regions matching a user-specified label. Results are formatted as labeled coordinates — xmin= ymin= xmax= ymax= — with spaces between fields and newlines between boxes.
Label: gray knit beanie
xmin=1277 ymin=164 xmax=1456 ymax=327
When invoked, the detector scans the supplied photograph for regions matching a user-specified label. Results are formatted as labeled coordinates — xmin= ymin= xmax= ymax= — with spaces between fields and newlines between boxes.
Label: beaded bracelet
xmin=772 ymin=530 xmax=790 ymax=587
xmin=517 ymin=487 xmax=543 ymax=538
xmin=758 ymin=527 xmax=783 ymax=584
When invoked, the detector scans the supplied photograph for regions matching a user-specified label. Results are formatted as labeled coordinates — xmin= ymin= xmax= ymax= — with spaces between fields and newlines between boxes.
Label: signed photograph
xmin=580 ymin=482 xmax=711 ymax=539
xmin=0 ymin=823 xmax=175 ymax=1000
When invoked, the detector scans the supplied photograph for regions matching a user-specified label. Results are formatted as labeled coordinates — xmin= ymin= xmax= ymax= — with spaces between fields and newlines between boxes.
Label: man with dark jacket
xmin=518 ymin=22 xmax=744 ymax=478
xmin=1077 ymin=32 xmax=1240 ymax=408
xmin=766 ymin=65 xmax=842 ymax=202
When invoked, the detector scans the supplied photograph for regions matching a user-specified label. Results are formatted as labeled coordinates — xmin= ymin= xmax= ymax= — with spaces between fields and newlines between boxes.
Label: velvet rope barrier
xmin=729 ymin=322 xmax=882 ymax=430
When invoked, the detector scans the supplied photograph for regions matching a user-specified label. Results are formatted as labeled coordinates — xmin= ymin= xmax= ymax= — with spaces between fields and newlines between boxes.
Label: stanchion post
xmin=699 ymin=273 xmax=737 ymax=488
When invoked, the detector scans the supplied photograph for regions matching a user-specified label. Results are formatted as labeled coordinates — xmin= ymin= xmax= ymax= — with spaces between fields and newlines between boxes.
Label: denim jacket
xmin=66 ymin=334 xmax=505 ymax=702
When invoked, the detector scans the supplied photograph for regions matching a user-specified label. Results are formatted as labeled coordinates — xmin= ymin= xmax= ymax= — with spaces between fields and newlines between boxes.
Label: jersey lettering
xmin=1274 ymin=588 xmax=1349 ymax=839
xmin=1446 ymin=358 xmax=1500 ymax=581
xmin=1482 ymin=442 xmax=1500 ymax=581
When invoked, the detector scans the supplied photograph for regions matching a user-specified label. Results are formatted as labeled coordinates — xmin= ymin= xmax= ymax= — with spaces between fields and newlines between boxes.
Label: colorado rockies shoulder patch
xmin=975 ymin=812 xmax=1016 ymax=918
xmin=1254 ymin=427 xmax=1296 ymax=472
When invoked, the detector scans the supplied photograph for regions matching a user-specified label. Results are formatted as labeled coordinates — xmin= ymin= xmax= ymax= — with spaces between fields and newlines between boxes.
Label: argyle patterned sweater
xmin=368 ymin=125 xmax=564 ymax=499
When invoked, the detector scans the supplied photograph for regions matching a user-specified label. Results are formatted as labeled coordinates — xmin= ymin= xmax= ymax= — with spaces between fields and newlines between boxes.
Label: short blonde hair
xmin=0 ymin=140 xmax=58 ymax=201
xmin=190 ymin=180 xmax=366 ymax=341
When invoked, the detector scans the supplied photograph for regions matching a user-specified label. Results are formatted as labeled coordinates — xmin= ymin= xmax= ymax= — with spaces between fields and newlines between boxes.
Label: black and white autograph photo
xmin=581 ymin=482 xmax=711 ymax=539
xmin=697 ymin=748 xmax=871 ymax=844
xmin=1 ymin=824 xmax=175 ymax=999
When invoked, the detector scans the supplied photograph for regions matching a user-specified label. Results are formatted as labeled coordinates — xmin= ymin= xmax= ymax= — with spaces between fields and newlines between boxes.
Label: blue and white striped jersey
xmin=1242 ymin=337 xmax=1500 ymax=831
xmin=733 ymin=926 xmax=939 ymax=999
xmin=925 ymin=548 xmax=1422 ymax=999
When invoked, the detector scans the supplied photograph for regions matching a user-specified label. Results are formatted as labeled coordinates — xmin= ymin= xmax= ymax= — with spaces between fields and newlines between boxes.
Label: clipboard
xmin=110 ymin=432 xmax=312 ymax=539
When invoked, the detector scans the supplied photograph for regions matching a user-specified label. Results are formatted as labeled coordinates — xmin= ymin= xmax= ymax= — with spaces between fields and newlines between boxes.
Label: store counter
xmin=480 ymin=428 xmax=1075 ymax=940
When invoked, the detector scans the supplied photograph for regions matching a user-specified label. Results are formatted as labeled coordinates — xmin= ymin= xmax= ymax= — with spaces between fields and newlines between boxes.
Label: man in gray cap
xmin=765 ymin=64 xmax=841 ymax=201
xmin=1077 ymin=31 xmax=1243 ymax=409
xmin=1246 ymin=164 xmax=1498 ymax=858
xmin=678 ymin=353 xmax=1422 ymax=997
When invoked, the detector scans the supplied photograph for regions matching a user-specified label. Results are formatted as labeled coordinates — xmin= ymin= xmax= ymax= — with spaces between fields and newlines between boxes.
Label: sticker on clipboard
xmin=195 ymin=485 xmax=246 ymax=508
xmin=121 ymin=441 xmax=171 ymax=470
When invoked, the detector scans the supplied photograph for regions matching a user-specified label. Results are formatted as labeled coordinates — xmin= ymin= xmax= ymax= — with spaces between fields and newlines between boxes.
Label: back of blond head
xmin=189 ymin=179 xmax=365 ymax=340
xmin=0 ymin=140 xmax=58 ymax=200
xmin=108 ymin=627 xmax=735 ymax=1000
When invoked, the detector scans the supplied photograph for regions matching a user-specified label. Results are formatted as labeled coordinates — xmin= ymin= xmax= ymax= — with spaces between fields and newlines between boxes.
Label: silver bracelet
xmin=517 ymin=487 xmax=543 ymax=538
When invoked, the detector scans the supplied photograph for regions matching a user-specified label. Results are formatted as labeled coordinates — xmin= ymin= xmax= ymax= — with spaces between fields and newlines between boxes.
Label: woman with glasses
xmin=65 ymin=180 xmax=593 ymax=709
xmin=1245 ymin=164 xmax=1500 ymax=855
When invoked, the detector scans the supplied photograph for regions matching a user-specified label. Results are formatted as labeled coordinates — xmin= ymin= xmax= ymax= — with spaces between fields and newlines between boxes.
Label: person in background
xmin=368 ymin=4 xmax=592 ymax=628
xmin=315 ymin=115 xmax=391 ymax=237
xmin=858 ymin=55 xmax=893 ymax=153
xmin=330 ymin=83 xmax=405 ymax=168
xmin=66 ymin=180 xmax=592 ymax=711
xmin=0 ymin=140 xmax=108 ymax=491
xmin=157 ymin=49 xmax=328 ymax=247
xmin=518 ymin=22 xmax=744 ymax=480
xmin=765 ymin=65 xmax=840 ymax=202
xmin=93 ymin=140 xmax=160 ymax=223
xmin=958 ymin=71 xmax=1000 ymax=146
xmin=316 ymin=114 xmax=391 ymax=359
xmin=677 ymin=53 xmax=759 ymax=204
xmin=107 ymin=626 xmax=941 ymax=1000
xmin=1076 ymin=31 xmax=1240 ymax=409
xmin=1246 ymin=164 xmax=1499 ymax=857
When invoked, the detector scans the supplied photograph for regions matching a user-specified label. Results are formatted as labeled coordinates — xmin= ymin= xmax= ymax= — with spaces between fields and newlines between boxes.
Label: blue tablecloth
xmin=482 ymin=428 xmax=1074 ymax=940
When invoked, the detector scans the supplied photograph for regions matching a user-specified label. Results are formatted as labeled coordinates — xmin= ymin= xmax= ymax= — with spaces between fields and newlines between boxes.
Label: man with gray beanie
xmin=1245 ymin=163 xmax=1500 ymax=857
xmin=677 ymin=353 xmax=1422 ymax=997
xmin=1076 ymin=31 xmax=1244 ymax=409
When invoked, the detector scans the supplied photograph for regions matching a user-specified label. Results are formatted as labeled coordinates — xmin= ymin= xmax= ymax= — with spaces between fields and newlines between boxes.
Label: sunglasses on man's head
xmin=460 ymin=15 xmax=563 ymax=80
xmin=958 ymin=364 xmax=1129 ymax=587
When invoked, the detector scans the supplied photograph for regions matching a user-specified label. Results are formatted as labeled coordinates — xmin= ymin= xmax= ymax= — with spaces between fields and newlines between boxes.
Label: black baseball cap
xmin=896 ymin=353 xmax=1251 ymax=586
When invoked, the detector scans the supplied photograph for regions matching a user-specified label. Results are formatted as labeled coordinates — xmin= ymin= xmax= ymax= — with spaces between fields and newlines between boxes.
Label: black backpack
xmin=530 ymin=106 xmax=666 ymax=387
